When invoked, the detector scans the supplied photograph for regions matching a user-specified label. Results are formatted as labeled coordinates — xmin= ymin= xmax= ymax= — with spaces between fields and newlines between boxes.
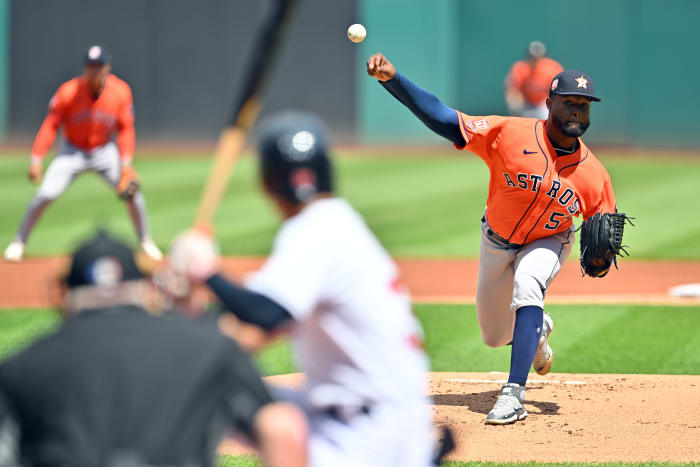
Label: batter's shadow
xmin=430 ymin=387 xmax=560 ymax=416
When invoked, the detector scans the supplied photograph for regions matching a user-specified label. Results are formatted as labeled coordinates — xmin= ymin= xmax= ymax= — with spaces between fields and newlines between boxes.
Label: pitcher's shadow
xmin=431 ymin=387 xmax=560 ymax=416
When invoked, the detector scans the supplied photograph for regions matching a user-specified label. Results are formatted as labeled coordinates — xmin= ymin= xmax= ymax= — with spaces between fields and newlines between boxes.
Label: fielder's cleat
xmin=140 ymin=238 xmax=163 ymax=262
xmin=533 ymin=312 xmax=554 ymax=375
xmin=486 ymin=383 xmax=527 ymax=425
xmin=4 ymin=240 xmax=25 ymax=262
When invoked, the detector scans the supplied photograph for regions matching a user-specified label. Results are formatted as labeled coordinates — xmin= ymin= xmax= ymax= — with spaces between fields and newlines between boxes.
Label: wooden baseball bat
xmin=193 ymin=0 xmax=296 ymax=230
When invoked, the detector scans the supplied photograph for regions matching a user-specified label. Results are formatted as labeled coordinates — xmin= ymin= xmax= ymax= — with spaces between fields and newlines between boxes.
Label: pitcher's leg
xmin=486 ymin=229 xmax=574 ymax=425
xmin=511 ymin=229 xmax=574 ymax=311
xmin=507 ymin=305 xmax=543 ymax=385
xmin=475 ymin=223 xmax=518 ymax=348
xmin=509 ymin=230 xmax=573 ymax=381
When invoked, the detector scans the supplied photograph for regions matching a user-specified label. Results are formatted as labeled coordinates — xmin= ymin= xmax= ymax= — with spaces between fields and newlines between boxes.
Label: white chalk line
xmin=443 ymin=378 xmax=587 ymax=386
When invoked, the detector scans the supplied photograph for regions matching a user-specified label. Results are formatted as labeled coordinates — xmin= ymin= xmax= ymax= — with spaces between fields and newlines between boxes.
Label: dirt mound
xmin=220 ymin=372 xmax=700 ymax=463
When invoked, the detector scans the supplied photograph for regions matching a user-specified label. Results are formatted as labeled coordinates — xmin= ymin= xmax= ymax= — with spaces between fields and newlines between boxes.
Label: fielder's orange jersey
xmin=456 ymin=112 xmax=616 ymax=245
xmin=32 ymin=74 xmax=134 ymax=161
xmin=507 ymin=57 xmax=563 ymax=106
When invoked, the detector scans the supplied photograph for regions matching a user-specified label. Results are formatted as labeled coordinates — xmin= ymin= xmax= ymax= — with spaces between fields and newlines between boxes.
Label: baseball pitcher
xmin=367 ymin=53 xmax=631 ymax=425
xmin=4 ymin=45 xmax=161 ymax=262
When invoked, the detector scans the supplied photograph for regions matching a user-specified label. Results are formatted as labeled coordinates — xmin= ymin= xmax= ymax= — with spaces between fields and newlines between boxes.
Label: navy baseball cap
xmin=65 ymin=230 xmax=144 ymax=288
xmin=83 ymin=44 xmax=111 ymax=65
xmin=549 ymin=69 xmax=601 ymax=102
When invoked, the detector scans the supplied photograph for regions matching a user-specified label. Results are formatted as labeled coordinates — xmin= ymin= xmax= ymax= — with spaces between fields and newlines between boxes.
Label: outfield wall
xmin=7 ymin=0 xmax=357 ymax=141
xmin=0 ymin=0 xmax=8 ymax=141
xmin=359 ymin=0 xmax=700 ymax=148
xmin=3 ymin=1 xmax=698 ymax=148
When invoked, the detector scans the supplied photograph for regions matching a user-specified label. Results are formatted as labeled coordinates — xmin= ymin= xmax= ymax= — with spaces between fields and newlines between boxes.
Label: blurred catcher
xmin=3 ymin=44 xmax=161 ymax=262
xmin=0 ymin=229 xmax=307 ymax=467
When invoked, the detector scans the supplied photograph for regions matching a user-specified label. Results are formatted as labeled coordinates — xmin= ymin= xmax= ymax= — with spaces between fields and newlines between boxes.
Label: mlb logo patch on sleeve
xmin=467 ymin=119 xmax=490 ymax=131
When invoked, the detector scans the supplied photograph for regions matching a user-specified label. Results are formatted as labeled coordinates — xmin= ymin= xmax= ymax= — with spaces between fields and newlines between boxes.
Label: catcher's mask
xmin=256 ymin=111 xmax=334 ymax=204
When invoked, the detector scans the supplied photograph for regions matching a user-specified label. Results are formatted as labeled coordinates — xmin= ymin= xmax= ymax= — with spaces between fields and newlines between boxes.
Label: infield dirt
xmin=1 ymin=257 xmax=699 ymax=307
xmin=221 ymin=372 xmax=700 ymax=463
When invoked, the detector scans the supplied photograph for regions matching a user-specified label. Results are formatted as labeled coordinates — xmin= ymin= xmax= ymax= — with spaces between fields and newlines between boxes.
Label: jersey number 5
xmin=544 ymin=211 xmax=566 ymax=230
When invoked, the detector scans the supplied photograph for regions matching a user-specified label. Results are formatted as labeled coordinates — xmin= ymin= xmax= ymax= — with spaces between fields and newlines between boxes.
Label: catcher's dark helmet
xmin=256 ymin=111 xmax=333 ymax=204
xmin=65 ymin=229 xmax=144 ymax=288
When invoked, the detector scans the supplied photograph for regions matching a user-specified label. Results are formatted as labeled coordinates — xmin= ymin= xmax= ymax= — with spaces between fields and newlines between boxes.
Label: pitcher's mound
xmin=220 ymin=372 xmax=700 ymax=463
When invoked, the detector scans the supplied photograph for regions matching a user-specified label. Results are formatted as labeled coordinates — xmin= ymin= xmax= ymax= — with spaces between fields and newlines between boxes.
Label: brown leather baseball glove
xmin=117 ymin=165 xmax=140 ymax=200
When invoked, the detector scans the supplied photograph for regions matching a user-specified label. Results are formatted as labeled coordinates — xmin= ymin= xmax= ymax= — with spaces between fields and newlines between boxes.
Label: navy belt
xmin=481 ymin=216 xmax=523 ymax=249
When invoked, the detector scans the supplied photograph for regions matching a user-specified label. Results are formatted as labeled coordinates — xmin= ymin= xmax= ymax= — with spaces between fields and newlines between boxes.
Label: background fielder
xmin=366 ymin=53 xmax=620 ymax=425
xmin=3 ymin=45 xmax=161 ymax=262
xmin=504 ymin=40 xmax=563 ymax=120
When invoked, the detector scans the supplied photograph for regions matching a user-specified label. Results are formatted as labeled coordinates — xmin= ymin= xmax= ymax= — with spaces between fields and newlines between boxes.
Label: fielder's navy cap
xmin=65 ymin=230 xmax=144 ymax=288
xmin=549 ymin=69 xmax=600 ymax=102
xmin=83 ymin=44 xmax=111 ymax=65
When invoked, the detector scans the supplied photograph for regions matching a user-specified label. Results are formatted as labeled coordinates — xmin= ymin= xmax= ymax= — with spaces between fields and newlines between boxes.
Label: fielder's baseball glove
xmin=117 ymin=166 xmax=140 ymax=200
xmin=579 ymin=212 xmax=634 ymax=278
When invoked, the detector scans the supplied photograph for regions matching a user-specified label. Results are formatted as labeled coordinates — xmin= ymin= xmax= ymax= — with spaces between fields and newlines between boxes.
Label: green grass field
xmin=1 ymin=148 xmax=699 ymax=465
xmin=1 ymin=149 xmax=700 ymax=259
xmin=2 ymin=304 xmax=698 ymax=377
xmin=1 ymin=304 xmax=698 ymax=466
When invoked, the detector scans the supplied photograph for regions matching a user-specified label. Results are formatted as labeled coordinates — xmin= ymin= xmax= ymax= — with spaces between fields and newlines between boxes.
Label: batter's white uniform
xmin=246 ymin=198 xmax=433 ymax=467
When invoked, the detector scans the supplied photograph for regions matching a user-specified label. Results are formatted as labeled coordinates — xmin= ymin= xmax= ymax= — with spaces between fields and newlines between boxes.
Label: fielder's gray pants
xmin=14 ymin=140 xmax=152 ymax=243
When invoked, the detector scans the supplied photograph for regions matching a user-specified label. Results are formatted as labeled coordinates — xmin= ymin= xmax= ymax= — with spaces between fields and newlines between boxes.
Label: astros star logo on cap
xmin=575 ymin=76 xmax=589 ymax=89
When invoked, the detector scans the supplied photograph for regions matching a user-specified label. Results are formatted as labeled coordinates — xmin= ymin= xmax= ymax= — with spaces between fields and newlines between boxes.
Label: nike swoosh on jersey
xmin=523 ymin=149 xmax=538 ymax=154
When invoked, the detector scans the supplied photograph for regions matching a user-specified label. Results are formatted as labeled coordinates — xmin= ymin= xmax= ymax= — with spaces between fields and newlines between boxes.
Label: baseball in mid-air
xmin=347 ymin=23 xmax=366 ymax=43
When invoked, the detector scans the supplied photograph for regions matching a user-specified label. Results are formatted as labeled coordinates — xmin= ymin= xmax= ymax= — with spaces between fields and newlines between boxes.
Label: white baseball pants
xmin=476 ymin=218 xmax=574 ymax=348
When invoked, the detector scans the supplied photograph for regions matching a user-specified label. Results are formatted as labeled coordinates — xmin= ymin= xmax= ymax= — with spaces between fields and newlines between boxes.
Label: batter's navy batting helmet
xmin=256 ymin=111 xmax=333 ymax=204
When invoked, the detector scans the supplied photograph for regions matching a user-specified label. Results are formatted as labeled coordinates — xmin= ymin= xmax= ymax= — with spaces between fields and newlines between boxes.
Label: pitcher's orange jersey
xmin=456 ymin=112 xmax=616 ymax=245
xmin=32 ymin=74 xmax=134 ymax=161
